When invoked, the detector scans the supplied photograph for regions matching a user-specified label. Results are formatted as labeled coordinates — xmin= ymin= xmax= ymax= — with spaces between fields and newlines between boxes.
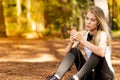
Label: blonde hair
xmin=87 ymin=6 xmax=112 ymax=45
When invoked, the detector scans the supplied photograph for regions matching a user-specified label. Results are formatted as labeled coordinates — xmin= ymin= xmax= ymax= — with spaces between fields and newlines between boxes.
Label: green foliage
xmin=3 ymin=0 xmax=90 ymax=38
xmin=6 ymin=22 xmax=20 ymax=36
xmin=116 ymin=0 xmax=120 ymax=29
xmin=3 ymin=0 xmax=119 ymax=38
xmin=43 ymin=0 xmax=89 ymax=37
xmin=112 ymin=30 xmax=120 ymax=39
xmin=109 ymin=0 xmax=120 ymax=30
xmin=3 ymin=0 xmax=17 ymax=22
xmin=117 ymin=1 xmax=120 ymax=29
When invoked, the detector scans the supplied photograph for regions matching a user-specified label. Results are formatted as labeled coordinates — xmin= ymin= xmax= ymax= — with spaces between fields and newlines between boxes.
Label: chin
xmin=85 ymin=28 xmax=90 ymax=31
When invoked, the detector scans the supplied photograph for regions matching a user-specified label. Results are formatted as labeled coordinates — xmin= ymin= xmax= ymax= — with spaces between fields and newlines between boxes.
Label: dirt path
xmin=0 ymin=38 xmax=119 ymax=80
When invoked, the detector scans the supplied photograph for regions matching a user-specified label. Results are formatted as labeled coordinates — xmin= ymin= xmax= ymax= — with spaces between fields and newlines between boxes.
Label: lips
xmin=86 ymin=25 xmax=90 ymax=28
xmin=85 ymin=25 xmax=91 ymax=30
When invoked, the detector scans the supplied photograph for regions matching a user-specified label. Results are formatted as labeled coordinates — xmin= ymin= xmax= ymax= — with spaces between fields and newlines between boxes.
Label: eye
xmin=91 ymin=18 xmax=96 ymax=22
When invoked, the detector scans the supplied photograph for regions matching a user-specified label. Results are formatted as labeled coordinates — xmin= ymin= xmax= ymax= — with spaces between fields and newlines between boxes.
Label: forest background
xmin=0 ymin=0 xmax=120 ymax=39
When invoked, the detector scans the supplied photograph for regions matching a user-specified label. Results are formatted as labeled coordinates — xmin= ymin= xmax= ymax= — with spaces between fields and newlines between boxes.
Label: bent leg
xmin=75 ymin=53 xmax=100 ymax=79
xmin=55 ymin=48 xmax=84 ymax=79
xmin=94 ymin=57 xmax=114 ymax=80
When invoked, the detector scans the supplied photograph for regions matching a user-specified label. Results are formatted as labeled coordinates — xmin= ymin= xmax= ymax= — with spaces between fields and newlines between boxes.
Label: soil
xmin=0 ymin=38 xmax=119 ymax=80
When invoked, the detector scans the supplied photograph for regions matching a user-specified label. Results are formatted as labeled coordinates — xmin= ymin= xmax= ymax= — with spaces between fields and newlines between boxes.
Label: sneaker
xmin=48 ymin=75 xmax=60 ymax=80
xmin=69 ymin=77 xmax=75 ymax=80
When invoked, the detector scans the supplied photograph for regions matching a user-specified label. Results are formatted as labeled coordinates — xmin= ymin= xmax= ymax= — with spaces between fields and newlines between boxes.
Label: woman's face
xmin=85 ymin=11 xmax=99 ymax=32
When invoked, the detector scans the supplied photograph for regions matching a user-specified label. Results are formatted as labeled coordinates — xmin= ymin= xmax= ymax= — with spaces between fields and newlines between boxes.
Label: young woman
xmin=48 ymin=6 xmax=114 ymax=80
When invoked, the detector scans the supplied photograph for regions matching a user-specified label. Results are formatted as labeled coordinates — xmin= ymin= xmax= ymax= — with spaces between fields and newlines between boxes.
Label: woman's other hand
xmin=71 ymin=30 xmax=84 ymax=42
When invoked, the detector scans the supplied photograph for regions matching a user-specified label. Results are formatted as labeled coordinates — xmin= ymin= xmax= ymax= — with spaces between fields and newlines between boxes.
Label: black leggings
xmin=55 ymin=47 xmax=114 ymax=80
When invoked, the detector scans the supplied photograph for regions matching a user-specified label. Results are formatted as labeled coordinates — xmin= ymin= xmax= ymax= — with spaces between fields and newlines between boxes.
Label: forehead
xmin=86 ymin=11 xmax=97 ymax=19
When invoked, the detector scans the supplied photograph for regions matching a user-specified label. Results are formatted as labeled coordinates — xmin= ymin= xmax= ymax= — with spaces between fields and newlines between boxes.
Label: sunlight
xmin=112 ymin=60 xmax=120 ymax=64
xmin=0 ymin=40 xmax=13 ymax=43
xmin=56 ymin=48 xmax=66 ymax=56
xmin=0 ymin=53 xmax=58 ymax=62
xmin=14 ymin=44 xmax=32 ymax=48
xmin=38 ymin=23 xmax=45 ymax=31
xmin=31 ymin=53 xmax=59 ymax=62
xmin=22 ymin=33 xmax=39 ymax=39
xmin=12 ymin=44 xmax=39 ymax=49
xmin=12 ymin=44 xmax=50 ymax=52
xmin=53 ymin=43 xmax=65 ymax=47
xmin=31 ymin=21 xmax=36 ymax=31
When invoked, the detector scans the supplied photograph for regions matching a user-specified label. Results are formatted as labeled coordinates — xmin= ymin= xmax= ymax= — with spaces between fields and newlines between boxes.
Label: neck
xmin=89 ymin=30 xmax=97 ymax=35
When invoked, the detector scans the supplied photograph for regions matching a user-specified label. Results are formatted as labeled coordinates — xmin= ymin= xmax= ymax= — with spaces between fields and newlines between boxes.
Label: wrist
xmin=70 ymin=41 xmax=74 ymax=44
xmin=79 ymin=39 xmax=85 ymax=44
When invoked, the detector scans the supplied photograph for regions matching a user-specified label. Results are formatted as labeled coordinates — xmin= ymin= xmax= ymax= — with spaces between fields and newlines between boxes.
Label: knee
xmin=69 ymin=47 xmax=78 ymax=55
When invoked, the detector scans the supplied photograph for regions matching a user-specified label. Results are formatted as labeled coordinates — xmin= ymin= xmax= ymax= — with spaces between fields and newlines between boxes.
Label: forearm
xmin=80 ymin=39 xmax=105 ymax=57
xmin=72 ymin=41 xmax=80 ymax=48
xmin=65 ymin=42 xmax=73 ymax=53
xmin=65 ymin=41 xmax=80 ymax=53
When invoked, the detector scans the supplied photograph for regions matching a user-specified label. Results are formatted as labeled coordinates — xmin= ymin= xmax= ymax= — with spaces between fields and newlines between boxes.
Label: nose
xmin=87 ymin=19 xmax=91 ymax=24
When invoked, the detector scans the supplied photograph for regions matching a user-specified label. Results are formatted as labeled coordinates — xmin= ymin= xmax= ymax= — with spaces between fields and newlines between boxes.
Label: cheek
xmin=91 ymin=22 xmax=98 ymax=28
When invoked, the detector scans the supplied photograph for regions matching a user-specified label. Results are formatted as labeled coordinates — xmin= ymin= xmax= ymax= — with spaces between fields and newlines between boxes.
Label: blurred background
xmin=0 ymin=0 xmax=120 ymax=39
xmin=0 ymin=0 xmax=120 ymax=80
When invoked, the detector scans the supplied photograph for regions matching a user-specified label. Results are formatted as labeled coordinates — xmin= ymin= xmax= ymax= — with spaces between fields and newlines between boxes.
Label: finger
xmin=70 ymin=31 xmax=76 ymax=36
xmin=72 ymin=34 xmax=76 ymax=39
xmin=71 ymin=30 xmax=77 ymax=35
xmin=71 ymin=26 xmax=76 ymax=30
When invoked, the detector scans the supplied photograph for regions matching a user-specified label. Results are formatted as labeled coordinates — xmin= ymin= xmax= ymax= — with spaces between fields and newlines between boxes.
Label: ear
xmin=97 ymin=24 xmax=100 ymax=30
xmin=98 ymin=23 xmax=100 ymax=26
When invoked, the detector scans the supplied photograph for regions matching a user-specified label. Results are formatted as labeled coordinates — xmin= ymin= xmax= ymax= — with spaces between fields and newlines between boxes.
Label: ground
xmin=0 ymin=38 xmax=119 ymax=80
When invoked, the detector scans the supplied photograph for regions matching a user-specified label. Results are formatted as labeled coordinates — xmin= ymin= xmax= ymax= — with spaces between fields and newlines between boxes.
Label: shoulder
xmin=98 ymin=31 xmax=107 ymax=43
xmin=94 ymin=31 xmax=107 ymax=45
xmin=99 ymin=31 xmax=107 ymax=37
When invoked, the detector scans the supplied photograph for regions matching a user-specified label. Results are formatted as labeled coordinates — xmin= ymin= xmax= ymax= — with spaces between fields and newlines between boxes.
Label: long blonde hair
xmin=87 ymin=6 xmax=112 ymax=46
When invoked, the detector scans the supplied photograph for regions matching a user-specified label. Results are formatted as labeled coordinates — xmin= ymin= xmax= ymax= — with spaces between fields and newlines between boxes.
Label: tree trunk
xmin=87 ymin=0 xmax=90 ymax=7
xmin=112 ymin=0 xmax=118 ymax=30
xmin=35 ymin=0 xmax=45 ymax=38
xmin=16 ymin=0 xmax=21 ymax=29
xmin=0 ymin=0 xmax=6 ymax=37
xmin=61 ymin=0 xmax=68 ymax=38
xmin=94 ymin=0 xmax=109 ymax=22
xmin=79 ymin=11 xmax=84 ymax=30
xmin=27 ymin=0 xmax=31 ymax=20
